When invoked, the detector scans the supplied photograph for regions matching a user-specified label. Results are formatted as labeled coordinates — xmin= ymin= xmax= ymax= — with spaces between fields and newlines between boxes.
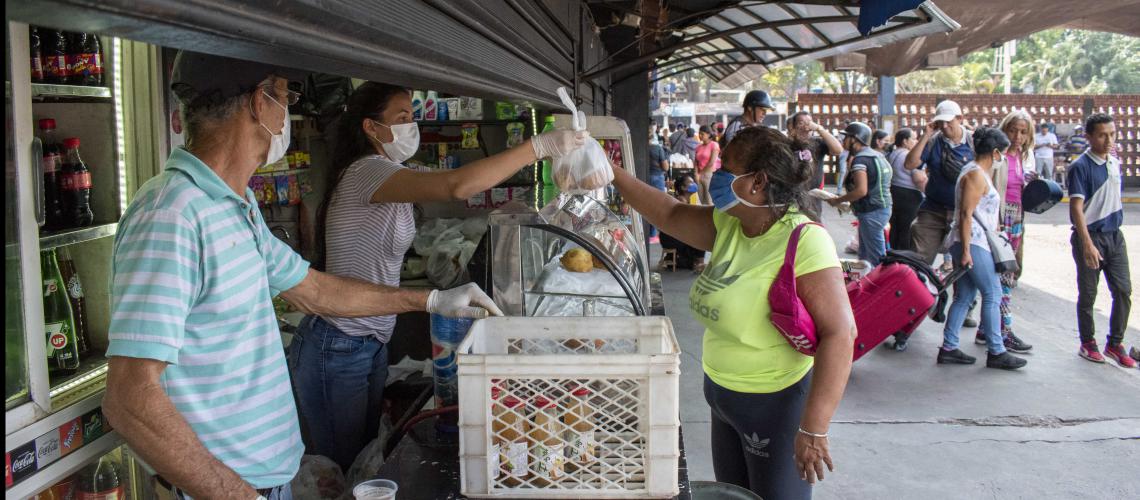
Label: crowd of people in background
xmin=648 ymin=91 xmax=1133 ymax=371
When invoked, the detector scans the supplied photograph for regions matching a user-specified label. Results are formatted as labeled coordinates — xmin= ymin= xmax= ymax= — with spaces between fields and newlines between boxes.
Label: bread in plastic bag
xmin=290 ymin=455 xmax=348 ymax=499
xmin=551 ymin=87 xmax=614 ymax=194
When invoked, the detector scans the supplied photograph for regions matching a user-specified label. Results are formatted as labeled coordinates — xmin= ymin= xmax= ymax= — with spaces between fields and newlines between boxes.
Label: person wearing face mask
xmin=103 ymin=52 xmax=505 ymax=500
xmin=291 ymin=82 xmax=585 ymax=471
xmin=828 ymin=122 xmax=893 ymax=266
xmin=609 ymin=126 xmax=856 ymax=499
xmin=647 ymin=126 xmax=670 ymax=242
xmin=659 ymin=175 xmax=705 ymax=270
xmin=937 ymin=127 xmax=1027 ymax=371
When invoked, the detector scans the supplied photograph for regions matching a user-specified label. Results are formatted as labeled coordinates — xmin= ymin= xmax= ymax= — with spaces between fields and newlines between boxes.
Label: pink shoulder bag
xmin=768 ymin=222 xmax=820 ymax=355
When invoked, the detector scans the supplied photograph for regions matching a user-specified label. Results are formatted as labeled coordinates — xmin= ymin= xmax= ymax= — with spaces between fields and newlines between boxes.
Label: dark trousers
xmin=1071 ymin=230 xmax=1132 ymax=345
xmin=704 ymin=374 xmax=812 ymax=500
xmin=889 ymin=186 xmax=922 ymax=252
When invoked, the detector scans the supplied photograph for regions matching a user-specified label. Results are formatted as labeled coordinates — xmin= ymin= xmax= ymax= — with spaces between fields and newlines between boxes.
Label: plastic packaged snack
xmin=276 ymin=175 xmax=290 ymax=206
xmin=287 ymin=174 xmax=301 ymax=206
xmin=461 ymin=124 xmax=480 ymax=149
xmin=505 ymin=122 xmax=526 ymax=148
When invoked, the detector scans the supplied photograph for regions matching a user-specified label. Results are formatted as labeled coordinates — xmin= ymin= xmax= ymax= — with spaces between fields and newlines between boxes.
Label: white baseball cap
xmin=932 ymin=100 xmax=962 ymax=122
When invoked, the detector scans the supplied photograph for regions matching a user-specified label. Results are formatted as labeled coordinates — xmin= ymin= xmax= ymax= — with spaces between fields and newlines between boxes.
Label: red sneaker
xmin=1104 ymin=344 xmax=1138 ymax=368
xmin=1079 ymin=341 xmax=1105 ymax=363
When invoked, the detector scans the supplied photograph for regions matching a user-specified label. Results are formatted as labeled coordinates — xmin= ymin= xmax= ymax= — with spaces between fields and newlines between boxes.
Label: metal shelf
xmin=49 ymin=351 xmax=109 ymax=405
xmin=253 ymin=167 xmax=313 ymax=176
xmin=418 ymin=120 xmax=524 ymax=126
xmin=39 ymin=222 xmax=118 ymax=250
xmin=31 ymin=83 xmax=112 ymax=99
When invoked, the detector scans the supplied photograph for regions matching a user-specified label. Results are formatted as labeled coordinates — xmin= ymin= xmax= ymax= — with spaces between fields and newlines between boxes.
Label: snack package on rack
xmin=250 ymin=176 xmax=266 ymax=206
xmin=505 ymin=122 xmax=526 ymax=148
xmin=461 ymin=124 xmax=480 ymax=149
xmin=551 ymin=87 xmax=614 ymax=194
xmin=287 ymin=174 xmax=301 ymax=206
xmin=276 ymin=175 xmax=290 ymax=206
xmin=262 ymin=176 xmax=277 ymax=205
xmin=298 ymin=172 xmax=313 ymax=196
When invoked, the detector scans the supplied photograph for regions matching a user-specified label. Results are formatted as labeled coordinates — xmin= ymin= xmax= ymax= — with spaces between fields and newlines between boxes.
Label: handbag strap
xmin=782 ymin=222 xmax=822 ymax=270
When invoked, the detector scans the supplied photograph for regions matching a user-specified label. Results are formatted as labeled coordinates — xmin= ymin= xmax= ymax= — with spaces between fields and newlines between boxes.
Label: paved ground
xmin=657 ymin=200 xmax=1140 ymax=499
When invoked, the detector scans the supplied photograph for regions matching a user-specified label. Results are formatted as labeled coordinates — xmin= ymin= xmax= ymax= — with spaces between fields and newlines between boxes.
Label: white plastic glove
xmin=426 ymin=282 xmax=504 ymax=319
xmin=532 ymin=129 xmax=588 ymax=160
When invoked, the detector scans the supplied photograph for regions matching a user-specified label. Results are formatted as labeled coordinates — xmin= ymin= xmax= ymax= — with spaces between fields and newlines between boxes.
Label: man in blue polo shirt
xmin=1067 ymin=113 xmax=1134 ymax=368
xmin=102 ymin=51 xmax=506 ymax=499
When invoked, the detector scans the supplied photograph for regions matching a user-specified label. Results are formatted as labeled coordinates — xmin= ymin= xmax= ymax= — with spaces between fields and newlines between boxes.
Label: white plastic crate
xmin=457 ymin=316 xmax=680 ymax=498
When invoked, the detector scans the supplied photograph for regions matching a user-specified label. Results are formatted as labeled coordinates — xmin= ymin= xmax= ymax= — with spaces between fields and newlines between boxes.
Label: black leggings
xmin=889 ymin=185 xmax=923 ymax=251
xmin=704 ymin=373 xmax=813 ymax=500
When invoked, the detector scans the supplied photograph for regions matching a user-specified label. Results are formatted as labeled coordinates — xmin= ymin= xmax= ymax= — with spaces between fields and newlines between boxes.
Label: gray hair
xmin=179 ymin=76 xmax=276 ymax=149
xmin=998 ymin=108 xmax=1035 ymax=166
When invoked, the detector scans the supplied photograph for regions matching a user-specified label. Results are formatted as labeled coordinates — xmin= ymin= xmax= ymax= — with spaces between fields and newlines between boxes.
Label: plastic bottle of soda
xmin=42 ymin=29 xmax=70 ymax=85
xmin=76 ymin=454 xmax=123 ymax=499
xmin=530 ymin=395 xmax=566 ymax=486
xmin=30 ymin=26 xmax=45 ymax=83
xmin=57 ymin=247 xmax=90 ymax=356
xmin=496 ymin=395 xmax=530 ymax=486
xmin=42 ymin=249 xmax=80 ymax=374
xmin=67 ymin=32 xmax=103 ymax=87
xmin=60 ymin=137 xmax=94 ymax=227
xmin=563 ymin=385 xmax=596 ymax=473
xmin=38 ymin=119 xmax=66 ymax=229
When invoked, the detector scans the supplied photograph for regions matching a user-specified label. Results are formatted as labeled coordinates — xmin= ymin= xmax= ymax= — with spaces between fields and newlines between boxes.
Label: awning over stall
xmin=6 ymin=0 xmax=607 ymax=110
xmin=582 ymin=1 xmax=958 ymax=88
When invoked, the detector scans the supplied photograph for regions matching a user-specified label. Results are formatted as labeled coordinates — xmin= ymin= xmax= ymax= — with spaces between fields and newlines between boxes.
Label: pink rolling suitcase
xmin=847 ymin=251 xmax=966 ymax=361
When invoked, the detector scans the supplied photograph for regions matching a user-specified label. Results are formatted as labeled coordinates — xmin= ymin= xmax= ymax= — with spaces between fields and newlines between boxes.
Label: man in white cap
xmin=904 ymin=100 xmax=978 ymax=328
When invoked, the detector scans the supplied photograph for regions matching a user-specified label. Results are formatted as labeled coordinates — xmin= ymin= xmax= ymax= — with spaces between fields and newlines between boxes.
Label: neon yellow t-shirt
xmin=691 ymin=209 xmax=841 ymax=394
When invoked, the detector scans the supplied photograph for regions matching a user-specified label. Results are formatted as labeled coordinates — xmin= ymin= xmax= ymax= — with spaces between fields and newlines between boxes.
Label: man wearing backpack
xmin=721 ymin=90 xmax=774 ymax=146
xmin=905 ymin=100 xmax=975 ymax=264
xmin=829 ymin=122 xmax=893 ymax=266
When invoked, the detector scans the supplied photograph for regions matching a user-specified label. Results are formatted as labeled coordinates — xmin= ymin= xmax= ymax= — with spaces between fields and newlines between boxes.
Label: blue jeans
xmin=942 ymin=243 xmax=1005 ymax=354
xmin=288 ymin=315 xmax=389 ymax=472
xmin=648 ymin=174 xmax=667 ymax=238
xmin=856 ymin=207 xmax=891 ymax=266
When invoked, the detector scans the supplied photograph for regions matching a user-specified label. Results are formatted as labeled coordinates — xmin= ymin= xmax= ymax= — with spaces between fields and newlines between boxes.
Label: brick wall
xmin=796 ymin=93 xmax=1140 ymax=186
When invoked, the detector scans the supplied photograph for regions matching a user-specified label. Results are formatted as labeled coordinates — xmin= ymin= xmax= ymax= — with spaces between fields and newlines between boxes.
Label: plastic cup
xmin=353 ymin=479 xmax=398 ymax=500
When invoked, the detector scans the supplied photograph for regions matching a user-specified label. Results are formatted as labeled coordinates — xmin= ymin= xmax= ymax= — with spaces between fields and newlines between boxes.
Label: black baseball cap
xmin=171 ymin=50 xmax=307 ymax=107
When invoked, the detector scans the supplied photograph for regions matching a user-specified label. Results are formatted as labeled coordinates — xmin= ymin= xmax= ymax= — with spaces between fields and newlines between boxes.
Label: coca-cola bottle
xmin=67 ymin=33 xmax=103 ymax=87
xmin=38 ymin=118 xmax=66 ymax=230
xmin=42 ymin=249 xmax=80 ymax=374
xmin=76 ymin=455 xmax=123 ymax=499
xmin=56 ymin=247 xmax=90 ymax=356
xmin=42 ymin=29 xmax=70 ymax=85
xmin=30 ymin=26 xmax=45 ymax=83
xmin=60 ymin=137 xmax=94 ymax=227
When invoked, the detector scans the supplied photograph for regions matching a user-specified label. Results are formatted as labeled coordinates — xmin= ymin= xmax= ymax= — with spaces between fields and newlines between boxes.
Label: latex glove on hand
xmin=532 ymin=129 xmax=588 ymax=160
xmin=426 ymin=283 xmax=504 ymax=319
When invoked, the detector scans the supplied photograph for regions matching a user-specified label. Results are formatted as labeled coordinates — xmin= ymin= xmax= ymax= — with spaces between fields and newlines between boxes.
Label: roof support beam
xmin=582 ymin=14 xmax=856 ymax=81
xmin=657 ymin=46 xmax=808 ymax=73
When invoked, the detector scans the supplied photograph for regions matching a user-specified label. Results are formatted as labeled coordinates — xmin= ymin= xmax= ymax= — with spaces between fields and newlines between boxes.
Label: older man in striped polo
xmin=102 ymin=51 xmax=501 ymax=500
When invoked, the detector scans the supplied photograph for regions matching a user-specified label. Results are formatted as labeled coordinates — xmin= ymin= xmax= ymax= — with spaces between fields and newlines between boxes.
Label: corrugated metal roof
xmin=651 ymin=1 xmax=958 ymax=87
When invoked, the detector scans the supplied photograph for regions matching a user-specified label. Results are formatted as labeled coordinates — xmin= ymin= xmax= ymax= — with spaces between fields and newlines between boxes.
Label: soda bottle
xmin=496 ymin=395 xmax=530 ymax=486
xmin=563 ymin=385 xmax=596 ymax=473
xmin=42 ymin=29 xmax=70 ymax=85
xmin=76 ymin=455 xmax=123 ymax=499
xmin=67 ymin=32 xmax=103 ymax=87
xmin=42 ymin=249 xmax=80 ymax=374
xmin=530 ymin=395 xmax=566 ymax=486
xmin=61 ymin=137 xmax=94 ymax=227
xmin=30 ymin=26 xmax=45 ymax=83
xmin=539 ymin=116 xmax=559 ymax=205
xmin=38 ymin=118 xmax=66 ymax=229
xmin=57 ymin=247 xmax=90 ymax=356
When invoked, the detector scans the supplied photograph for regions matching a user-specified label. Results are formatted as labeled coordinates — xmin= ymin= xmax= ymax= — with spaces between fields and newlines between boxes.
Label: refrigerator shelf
xmin=32 ymin=83 xmax=112 ymax=99
xmin=39 ymin=222 xmax=118 ymax=250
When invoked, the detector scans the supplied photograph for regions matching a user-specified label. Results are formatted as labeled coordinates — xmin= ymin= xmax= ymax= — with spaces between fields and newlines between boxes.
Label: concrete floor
xmin=655 ymin=201 xmax=1140 ymax=499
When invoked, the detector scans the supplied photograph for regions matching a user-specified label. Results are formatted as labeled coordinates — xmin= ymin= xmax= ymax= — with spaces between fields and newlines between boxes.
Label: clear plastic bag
xmin=551 ymin=87 xmax=614 ymax=194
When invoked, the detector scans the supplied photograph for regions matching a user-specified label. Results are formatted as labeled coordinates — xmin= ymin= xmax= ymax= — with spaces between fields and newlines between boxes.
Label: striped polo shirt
xmin=107 ymin=147 xmax=309 ymax=488
xmin=323 ymin=155 xmax=415 ymax=341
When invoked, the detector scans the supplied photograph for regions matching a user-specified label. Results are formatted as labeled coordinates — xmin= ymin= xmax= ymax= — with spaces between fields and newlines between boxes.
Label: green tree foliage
xmin=1012 ymin=29 xmax=1140 ymax=94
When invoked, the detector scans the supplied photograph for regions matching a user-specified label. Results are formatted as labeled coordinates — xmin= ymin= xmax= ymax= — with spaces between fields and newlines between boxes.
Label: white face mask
xmin=255 ymin=90 xmax=290 ymax=166
xmin=373 ymin=121 xmax=420 ymax=163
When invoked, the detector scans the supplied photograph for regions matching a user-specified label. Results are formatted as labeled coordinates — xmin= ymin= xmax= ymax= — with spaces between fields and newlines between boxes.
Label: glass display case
xmin=489 ymin=193 xmax=651 ymax=318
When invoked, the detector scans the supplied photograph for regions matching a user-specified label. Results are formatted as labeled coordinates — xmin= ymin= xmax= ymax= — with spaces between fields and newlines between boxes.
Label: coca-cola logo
xmin=11 ymin=451 xmax=34 ymax=471
xmin=66 ymin=275 xmax=84 ymax=298
xmin=50 ymin=332 xmax=68 ymax=349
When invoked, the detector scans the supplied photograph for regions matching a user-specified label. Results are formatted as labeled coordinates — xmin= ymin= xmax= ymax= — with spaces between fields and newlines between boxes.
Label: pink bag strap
xmin=782 ymin=222 xmax=821 ymax=270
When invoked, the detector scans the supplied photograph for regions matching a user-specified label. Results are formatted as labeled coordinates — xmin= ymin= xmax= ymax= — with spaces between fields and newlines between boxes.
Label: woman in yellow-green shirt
xmin=610 ymin=126 xmax=856 ymax=499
